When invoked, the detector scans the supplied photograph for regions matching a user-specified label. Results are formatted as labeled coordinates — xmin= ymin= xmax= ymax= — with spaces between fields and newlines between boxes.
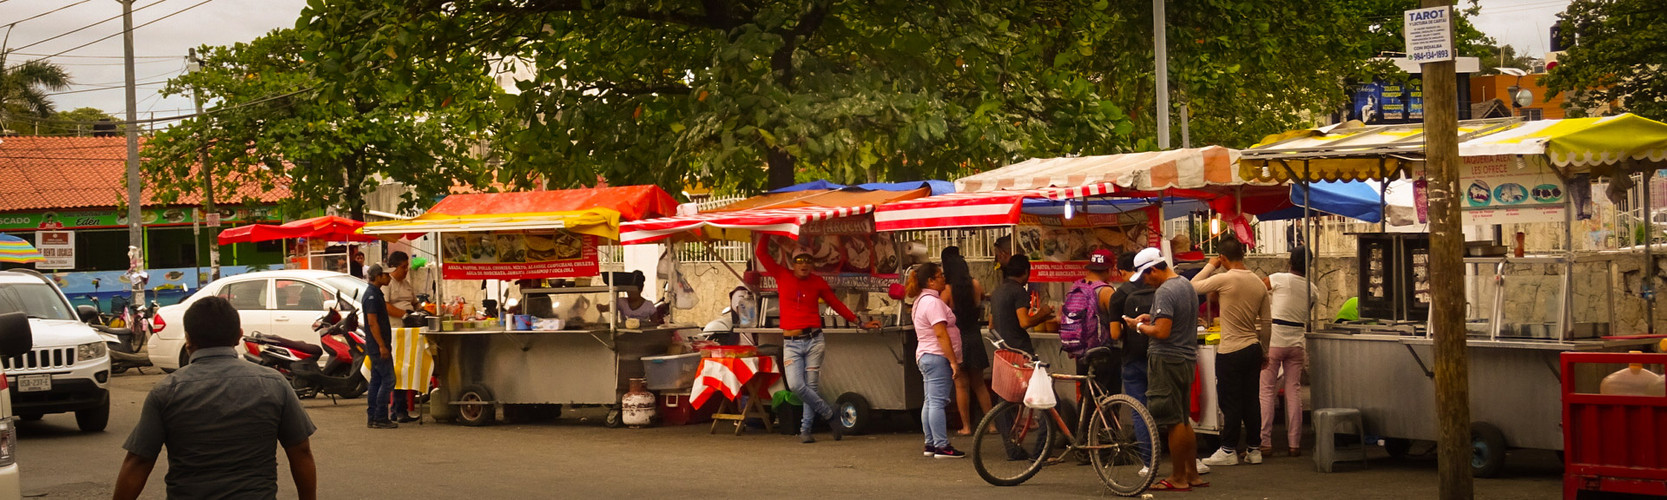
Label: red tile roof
xmin=0 ymin=136 xmax=289 ymax=212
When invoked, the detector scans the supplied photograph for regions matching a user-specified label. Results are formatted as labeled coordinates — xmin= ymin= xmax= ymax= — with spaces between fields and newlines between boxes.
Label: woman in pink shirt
xmin=909 ymin=263 xmax=964 ymax=458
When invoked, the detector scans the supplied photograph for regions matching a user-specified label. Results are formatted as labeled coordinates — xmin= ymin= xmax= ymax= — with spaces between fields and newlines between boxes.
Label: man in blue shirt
xmin=361 ymin=264 xmax=397 ymax=429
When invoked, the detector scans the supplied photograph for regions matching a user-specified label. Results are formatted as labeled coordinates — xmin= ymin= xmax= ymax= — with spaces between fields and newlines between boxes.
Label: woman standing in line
xmin=941 ymin=247 xmax=993 ymax=435
xmin=908 ymin=263 xmax=965 ymax=458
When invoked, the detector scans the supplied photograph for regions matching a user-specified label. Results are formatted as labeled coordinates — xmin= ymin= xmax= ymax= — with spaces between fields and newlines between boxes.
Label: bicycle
xmin=971 ymin=344 xmax=1159 ymax=496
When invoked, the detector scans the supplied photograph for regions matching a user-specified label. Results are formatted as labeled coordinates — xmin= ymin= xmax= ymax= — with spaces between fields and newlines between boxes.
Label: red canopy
xmin=217 ymin=215 xmax=374 ymax=245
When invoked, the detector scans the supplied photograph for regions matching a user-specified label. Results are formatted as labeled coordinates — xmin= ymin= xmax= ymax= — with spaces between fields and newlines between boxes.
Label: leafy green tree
xmin=1543 ymin=0 xmax=1667 ymax=120
xmin=0 ymin=57 xmax=72 ymax=134
xmin=1473 ymin=44 xmax=1537 ymax=76
xmin=28 ymin=107 xmax=123 ymax=137
xmin=141 ymin=29 xmax=502 ymax=219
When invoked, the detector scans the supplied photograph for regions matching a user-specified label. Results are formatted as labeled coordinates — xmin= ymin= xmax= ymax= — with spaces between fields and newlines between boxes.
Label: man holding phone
xmin=1123 ymin=248 xmax=1206 ymax=491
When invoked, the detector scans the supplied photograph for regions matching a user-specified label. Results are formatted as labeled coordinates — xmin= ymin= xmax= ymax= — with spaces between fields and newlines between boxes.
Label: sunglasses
xmin=793 ymin=256 xmax=813 ymax=264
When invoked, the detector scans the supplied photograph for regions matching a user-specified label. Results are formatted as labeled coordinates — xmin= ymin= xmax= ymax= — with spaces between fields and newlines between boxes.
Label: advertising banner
xmin=756 ymin=216 xmax=898 ymax=292
xmin=440 ymin=230 xmax=599 ymax=280
xmin=1015 ymin=210 xmax=1157 ymax=282
xmin=0 ymin=206 xmax=282 ymax=232
xmin=35 ymin=231 xmax=74 ymax=269
xmin=1460 ymin=154 xmax=1567 ymax=224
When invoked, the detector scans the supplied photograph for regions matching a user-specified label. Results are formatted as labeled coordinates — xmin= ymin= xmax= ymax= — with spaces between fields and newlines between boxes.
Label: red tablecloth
xmin=690 ymin=356 xmax=783 ymax=407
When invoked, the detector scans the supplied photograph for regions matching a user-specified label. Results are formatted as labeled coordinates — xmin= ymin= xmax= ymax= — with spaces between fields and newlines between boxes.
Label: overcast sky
xmin=5 ymin=0 xmax=1571 ymax=130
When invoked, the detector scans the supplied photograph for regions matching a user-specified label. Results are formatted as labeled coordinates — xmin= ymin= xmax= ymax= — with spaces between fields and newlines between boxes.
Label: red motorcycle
xmin=242 ymin=297 xmax=366 ymax=400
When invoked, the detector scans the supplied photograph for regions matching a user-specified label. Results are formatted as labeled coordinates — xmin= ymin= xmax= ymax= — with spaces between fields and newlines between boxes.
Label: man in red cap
xmin=755 ymin=239 xmax=880 ymax=443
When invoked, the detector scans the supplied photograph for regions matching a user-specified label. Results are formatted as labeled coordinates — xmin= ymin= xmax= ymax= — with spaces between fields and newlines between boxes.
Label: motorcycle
xmin=77 ymin=296 xmax=157 ymax=375
xmin=242 ymin=295 xmax=367 ymax=401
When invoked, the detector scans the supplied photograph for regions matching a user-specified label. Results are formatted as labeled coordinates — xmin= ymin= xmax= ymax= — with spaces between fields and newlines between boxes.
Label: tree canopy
xmin=0 ymin=57 xmax=72 ymax=134
xmin=1543 ymin=0 xmax=1667 ymax=120
xmin=23 ymin=107 xmax=123 ymax=137
xmin=140 ymin=29 xmax=502 ymax=218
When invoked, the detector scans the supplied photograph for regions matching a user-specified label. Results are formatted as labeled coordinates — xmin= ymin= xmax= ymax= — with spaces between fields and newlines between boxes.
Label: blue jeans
xmin=918 ymin=353 xmax=954 ymax=449
xmin=367 ymin=356 xmax=395 ymax=423
xmin=785 ymin=334 xmax=832 ymax=433
xmin=1122 ymin=357 xmax=1153 ymax=463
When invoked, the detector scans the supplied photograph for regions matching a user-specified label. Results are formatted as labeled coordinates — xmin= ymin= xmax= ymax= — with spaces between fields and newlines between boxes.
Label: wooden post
xmin=1420 ymin=0 xmax=1474 ymax=497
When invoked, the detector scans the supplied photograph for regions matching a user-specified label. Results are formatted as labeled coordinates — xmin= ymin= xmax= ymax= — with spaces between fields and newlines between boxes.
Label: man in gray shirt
xmin=1124 ymin=247 xmax=1205 ymax=491
xmin=114 ymin=296 xmax=318 ymax=500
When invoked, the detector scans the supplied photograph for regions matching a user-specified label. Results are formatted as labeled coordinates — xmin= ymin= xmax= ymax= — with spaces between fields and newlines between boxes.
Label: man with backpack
xmin=1060 ymin=249 xmax=1120 ymax=396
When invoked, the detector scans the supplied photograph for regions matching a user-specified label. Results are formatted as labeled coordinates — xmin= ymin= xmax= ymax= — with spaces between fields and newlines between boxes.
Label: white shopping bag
xmin=1023 ymin=365 xmax=1056 ymax=409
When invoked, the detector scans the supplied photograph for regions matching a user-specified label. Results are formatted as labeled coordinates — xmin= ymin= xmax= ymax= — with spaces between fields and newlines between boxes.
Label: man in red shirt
xmin=757 ymin=239 xmax=879 ymax=443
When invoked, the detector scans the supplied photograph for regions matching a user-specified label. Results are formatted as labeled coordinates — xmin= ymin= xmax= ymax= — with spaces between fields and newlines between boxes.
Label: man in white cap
xmin=1123 ymin=247 xmax=1206 ymax=490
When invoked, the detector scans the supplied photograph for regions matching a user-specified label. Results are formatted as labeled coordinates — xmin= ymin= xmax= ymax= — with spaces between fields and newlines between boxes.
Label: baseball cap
xmin=1126 ymin=247 xmax=1165 ymax=283
xmin=791 ymin=247 xmax=813 ymax=261
xmin=365 ymin=263 xmax=387 ymax=280
xmin=1086 ymin=249 xmax=1114 ymax=271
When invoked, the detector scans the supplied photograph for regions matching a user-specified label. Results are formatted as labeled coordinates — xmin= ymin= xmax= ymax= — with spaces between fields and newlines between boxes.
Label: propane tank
xmin=622 ymin=378 xmax=657 ymax=427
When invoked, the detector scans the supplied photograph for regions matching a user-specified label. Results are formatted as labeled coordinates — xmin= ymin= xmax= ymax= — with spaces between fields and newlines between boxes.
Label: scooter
xmin=76 ymin=297 xmax=157 ymax=375
xmin=242 ymin=296 xmax=367 ymax=401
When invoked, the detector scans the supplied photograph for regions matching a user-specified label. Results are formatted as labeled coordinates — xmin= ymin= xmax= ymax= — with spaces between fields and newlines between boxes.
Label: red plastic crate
xmin=1561 ymin=351 xmax=1667 ymax=498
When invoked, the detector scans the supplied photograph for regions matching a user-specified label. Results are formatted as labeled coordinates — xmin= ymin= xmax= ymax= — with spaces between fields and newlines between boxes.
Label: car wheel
xmin=76 ymin=394 xmax=111 ymax=432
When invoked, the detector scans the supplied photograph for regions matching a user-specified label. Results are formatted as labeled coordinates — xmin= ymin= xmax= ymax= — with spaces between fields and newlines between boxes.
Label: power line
xmin=7 ymin=52 xmax=177 ymax=59
xmin=44 ymin=79 xmax=171 ymax=96
xmin=3 ymin=0 xmax=93 ymax=29
xmin=22 ymin=0 xmax=219 ymax=61
xmin=8 ymin=0 xmax=168 ymax=52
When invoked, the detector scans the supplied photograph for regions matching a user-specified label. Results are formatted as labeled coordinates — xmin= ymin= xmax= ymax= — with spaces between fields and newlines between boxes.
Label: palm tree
xmin=0 ymin=55 xmax=73 ymax=134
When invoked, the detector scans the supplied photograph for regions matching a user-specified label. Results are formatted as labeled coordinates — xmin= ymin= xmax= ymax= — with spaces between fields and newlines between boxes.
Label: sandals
xmin=1151 ymin=479 xmax=1192 ymax=492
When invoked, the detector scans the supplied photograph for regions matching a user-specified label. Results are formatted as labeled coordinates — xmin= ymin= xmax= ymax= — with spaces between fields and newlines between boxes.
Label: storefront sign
xmin=1016 ymin=210 xmax=1157 ymax=282
xmin=0 ymin=207 xmax=282 ymax=231
xmin=1404 ymin=6 xmax=1454 ymax=63
xmin=440 ymin=230 xmax=599 ymax=280
xmin=1349 ymin=79 xmax=1424 ymax=125
xmin=35 ymin=231 xmax=73 ymax=269
xmin=1461 ymin=155 xmax=1567 ymax=224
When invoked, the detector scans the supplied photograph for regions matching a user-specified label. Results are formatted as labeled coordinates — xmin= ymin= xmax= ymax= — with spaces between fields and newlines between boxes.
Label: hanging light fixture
xmin=1064 ymin=199 xmax=1077 ymax=220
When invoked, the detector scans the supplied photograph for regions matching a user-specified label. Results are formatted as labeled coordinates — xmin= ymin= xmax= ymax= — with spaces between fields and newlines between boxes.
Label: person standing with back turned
xmin=755 ymin=239 xmax=880 ymax=443
xmin=1193 ymin=238 xmax=1269 ymax=467
xmin=1123 ymin=248 xmax=1207 ymax=491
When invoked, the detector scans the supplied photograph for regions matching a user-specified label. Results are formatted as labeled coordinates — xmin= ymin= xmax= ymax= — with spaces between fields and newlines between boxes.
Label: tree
xmin=1544 ymin=0 xmax=1667 ymax=120
xmin=1473 ymin=44 xmax=1536 ymax=76
xmin=140 ymin=29 xmax=502 ymax=220
xmin=26 ymin=107 xmax=123 ymax=137
xmin=0 ymin=57 xmax=72 ymax=134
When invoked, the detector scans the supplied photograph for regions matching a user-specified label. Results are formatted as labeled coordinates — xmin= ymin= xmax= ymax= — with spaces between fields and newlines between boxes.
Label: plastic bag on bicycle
xmin=1023 ymin=365 xmax=1056 ymax=409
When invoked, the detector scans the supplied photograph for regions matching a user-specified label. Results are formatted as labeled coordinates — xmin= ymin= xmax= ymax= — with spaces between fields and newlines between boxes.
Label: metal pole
xmin=1153 ymin=0 xmax=1169 ymax=149
xmin=1419 ymin=1 xmax=1474 ymax=496
xmin=1645 ymin=167 xmax=1656 ymax=334
xmin=120 ymin=0 xmax=144 ymax=312
xmin=189 ymin=48 xmax=221 ymax=282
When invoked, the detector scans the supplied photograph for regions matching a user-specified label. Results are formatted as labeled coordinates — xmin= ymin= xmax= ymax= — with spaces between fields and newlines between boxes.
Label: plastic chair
xmin=1312 ymin=408 xmax=1369 ymax=473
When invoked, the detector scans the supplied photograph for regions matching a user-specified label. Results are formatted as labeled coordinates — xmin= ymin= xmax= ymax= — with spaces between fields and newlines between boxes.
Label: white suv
xmin=0 ymin=270 xmax=111 ymax=432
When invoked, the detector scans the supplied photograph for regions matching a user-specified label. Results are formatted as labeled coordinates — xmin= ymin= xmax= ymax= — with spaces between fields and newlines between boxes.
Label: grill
xmin=3 ymin=347 xmax=76 ymax=371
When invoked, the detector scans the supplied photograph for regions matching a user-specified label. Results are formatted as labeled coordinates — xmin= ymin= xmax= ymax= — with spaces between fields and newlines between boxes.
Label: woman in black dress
xmin=941 ymin=247 xmax=993 ymax=435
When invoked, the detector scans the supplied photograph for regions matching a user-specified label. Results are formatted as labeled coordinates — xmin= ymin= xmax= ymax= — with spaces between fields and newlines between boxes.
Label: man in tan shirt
xmin=1191 ymin=238 xmax=1269 ymax=466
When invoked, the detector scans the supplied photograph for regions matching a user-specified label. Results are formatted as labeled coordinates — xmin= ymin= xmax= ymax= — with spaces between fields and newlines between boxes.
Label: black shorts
xmin=1146 ymin=354 xmax=1195 ymax=428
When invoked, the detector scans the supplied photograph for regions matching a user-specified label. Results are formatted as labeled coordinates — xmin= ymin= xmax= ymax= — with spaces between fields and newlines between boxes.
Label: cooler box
xmin=641 ymin=352 xmax=701 ymax=390
xmin=658 ymin=391 xmax=718 ymax=426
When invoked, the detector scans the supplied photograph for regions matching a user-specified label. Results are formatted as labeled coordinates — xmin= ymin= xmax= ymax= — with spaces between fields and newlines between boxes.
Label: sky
xmin=4 ymin=0 xmax=1573 ymax=132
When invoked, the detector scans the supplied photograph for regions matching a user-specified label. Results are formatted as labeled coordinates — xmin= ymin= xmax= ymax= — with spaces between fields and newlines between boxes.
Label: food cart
xmin=619 ymin=186 xmax=932 ymax=434
xmin=877 ymin=146 xmax=1293 ymax=433
xmin=361 ymin=186 xmax=689 ymax=427
xmin=1240 ymin=114 xmax=1667 ymax=476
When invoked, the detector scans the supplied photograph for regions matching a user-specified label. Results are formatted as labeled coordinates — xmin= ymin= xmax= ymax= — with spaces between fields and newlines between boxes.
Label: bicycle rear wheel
xmin=1087 ymin=394 xmax=1160 ymax=496
xmin=971 ymin=400 xmax=1057 ymax=486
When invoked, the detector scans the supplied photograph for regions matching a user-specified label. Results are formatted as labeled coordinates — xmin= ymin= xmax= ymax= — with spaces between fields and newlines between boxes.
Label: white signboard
xmin=1404 ymin=6 xmax=1454 ymax=63
xmin=1460 ymin=155 xmax=1567 ymax=224
xmin=35 ymin=231 xmax=74 ymax=269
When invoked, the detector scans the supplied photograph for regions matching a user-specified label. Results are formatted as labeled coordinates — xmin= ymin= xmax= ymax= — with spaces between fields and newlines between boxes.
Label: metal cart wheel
xmin=1470 ymin=421 xmax=1508 ymax=478
xmin=455 ymin=384 xmax=496 ymax=426
xmin=835 ymin=393 xmax=873 ymax=435
xmin=604 ymin=405 xmax=624 ymax=428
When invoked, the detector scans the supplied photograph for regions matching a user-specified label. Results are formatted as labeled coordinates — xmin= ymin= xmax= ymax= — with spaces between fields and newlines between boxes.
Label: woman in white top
xmin=1260 ymin=249 xmax=1316 ymax=457
xmin=598 ymin=271 xmax=658 ymax=324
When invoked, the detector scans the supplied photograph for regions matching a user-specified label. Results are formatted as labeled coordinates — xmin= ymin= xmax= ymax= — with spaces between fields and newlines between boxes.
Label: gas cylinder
xmin=622 ymin=378 xmax=657 ymax=427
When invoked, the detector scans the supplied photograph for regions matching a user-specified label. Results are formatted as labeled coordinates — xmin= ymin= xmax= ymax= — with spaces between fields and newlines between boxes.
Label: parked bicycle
xmin=971 ymin=343 xmax=1159 ymax=496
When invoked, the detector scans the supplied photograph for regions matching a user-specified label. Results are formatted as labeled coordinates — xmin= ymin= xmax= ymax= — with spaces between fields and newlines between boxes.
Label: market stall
xmin=621 ymin=186 xmax=930 ymax=434
xmin=218 ymin=215 xmax=377 ymax=272
xmin=1239 ymin=113 xmax=1667 ymax=475
xmin=361 ymin=186 xmax=691 ymax=427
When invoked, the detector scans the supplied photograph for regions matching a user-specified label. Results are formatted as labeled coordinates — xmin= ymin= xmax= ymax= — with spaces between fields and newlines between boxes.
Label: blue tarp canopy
xmin=1259 ymin=181 xmax=1383 ymax=223
xmin=770 ymin=180 xmax=956 ymax=196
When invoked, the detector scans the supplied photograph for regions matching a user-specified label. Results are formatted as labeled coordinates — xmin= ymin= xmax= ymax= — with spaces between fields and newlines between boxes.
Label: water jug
xmin=1599 ymin=352 xmax=1666 ymax=396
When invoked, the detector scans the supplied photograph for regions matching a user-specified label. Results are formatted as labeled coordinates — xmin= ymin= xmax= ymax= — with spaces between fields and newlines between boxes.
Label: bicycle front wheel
xmin=1087 ymin=394 xmax=1160 ymax=496
xmin=971 ymin=400 xmax=1056 ymax=486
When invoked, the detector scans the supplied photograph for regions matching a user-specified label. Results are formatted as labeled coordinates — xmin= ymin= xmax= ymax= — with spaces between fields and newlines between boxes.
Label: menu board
xmin=440 ymin=230 xmax=599 ymax=279
xmin=1460 ymin=154 xmax=1568 ymax=224
xmin=1015 ymin=209 xmax=1159 ymax=282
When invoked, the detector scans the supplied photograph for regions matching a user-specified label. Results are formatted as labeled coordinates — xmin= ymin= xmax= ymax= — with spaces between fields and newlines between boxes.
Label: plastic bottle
xmin=1599 ymin=351 xmax=1666 ymax=396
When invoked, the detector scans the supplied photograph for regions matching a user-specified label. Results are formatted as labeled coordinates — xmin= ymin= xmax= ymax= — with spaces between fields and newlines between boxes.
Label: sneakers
xmin=396 ymin=415 xmax=420 ymax=424
xmin=933 ymin=446 xmax=967 ymax=459
xmin=826 ymin=417 xmax=844 ymax=441
xmin=367 ymin=420 xmax=399 ymax=429
xmin=1196 ymin=459 xmax=1212 ymax=474
xmin=800 ymin=430 xmax=816 ymax=444
xmin=1201 ymin=448 xmax=1239 ymax=466
xmin=924 ymin=445 xmax=936 ymax=457
xmin=1246 ymin=448 xmax=1264 ymax=464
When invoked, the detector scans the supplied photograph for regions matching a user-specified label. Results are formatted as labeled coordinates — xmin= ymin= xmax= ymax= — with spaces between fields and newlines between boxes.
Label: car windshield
xmin=0 ymin=282 xmax=75 ymax=320
xmin=320 ymin=276 xmax=369 ymax=303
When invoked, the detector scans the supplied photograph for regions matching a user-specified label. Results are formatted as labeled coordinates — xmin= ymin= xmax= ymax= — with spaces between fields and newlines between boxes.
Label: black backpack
xmin=1119 ymin=283 xmax=1156 ymax=359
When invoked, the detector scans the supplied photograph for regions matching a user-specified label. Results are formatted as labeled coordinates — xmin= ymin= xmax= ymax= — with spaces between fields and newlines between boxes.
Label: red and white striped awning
xmin=874 ymin=190 xmax=1052 ymax=232
xmin=619 ymin=205 xmax=874 ymax=245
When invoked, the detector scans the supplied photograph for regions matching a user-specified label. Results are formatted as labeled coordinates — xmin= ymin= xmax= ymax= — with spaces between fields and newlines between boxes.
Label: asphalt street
xmin=17 ymin=371 xmax=1562 ymax=499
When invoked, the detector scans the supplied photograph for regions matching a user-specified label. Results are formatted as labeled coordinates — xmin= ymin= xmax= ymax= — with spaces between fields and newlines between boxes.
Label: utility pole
xmin=1418 ymin=0 xmax=1473 ymax=497
xmin=188 ymin=48 xmax=220 ymax=282
xmin=1153 ymin=0 xmax=1170 ymax=149
xmin=121 ymin=0 xmax=145 ymax=310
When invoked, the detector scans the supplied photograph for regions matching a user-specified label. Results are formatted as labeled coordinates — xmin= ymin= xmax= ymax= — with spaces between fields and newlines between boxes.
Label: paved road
xmin=18 ymin=371 xmax=1562 ymax=499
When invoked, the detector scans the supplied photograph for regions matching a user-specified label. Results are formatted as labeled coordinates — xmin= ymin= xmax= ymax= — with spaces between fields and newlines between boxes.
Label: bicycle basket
xmin=991 ymin=349 xmax=1035 ymax=402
